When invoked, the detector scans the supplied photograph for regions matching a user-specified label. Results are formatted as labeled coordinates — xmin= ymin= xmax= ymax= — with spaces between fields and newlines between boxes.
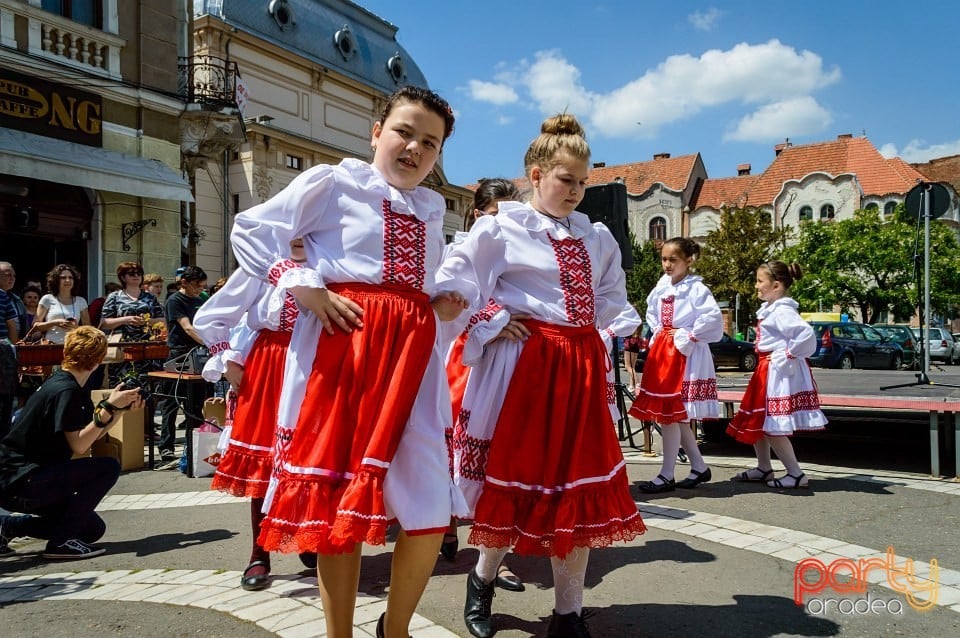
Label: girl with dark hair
xmin=726 ymin=261 xmax=827 ymax=488
xmin=629 ymin=237 xmax=723 ymax=493
xmin=34 ymin=264 xmax=90 ymax=344
xmin=438 ymin=114 xmax=645 ymax=637
xmin=229 ymin=86 xmax=467 ymax=638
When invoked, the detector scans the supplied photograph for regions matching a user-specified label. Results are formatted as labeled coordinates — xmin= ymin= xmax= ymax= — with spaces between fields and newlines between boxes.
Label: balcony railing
xmin=178 ymin=55 xmax=240 ymax=109
xmin=0 ymin=0 xmax=124 ymax=78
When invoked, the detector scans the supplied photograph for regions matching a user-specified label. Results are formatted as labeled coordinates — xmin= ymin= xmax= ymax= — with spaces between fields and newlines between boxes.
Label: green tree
xmin=623 ymin=231 xmax=663 ymax=319
xmin=784 ymin=206 xmax=960 ymax=323
xmin=696 ymin=207 xmax=788 ymax=334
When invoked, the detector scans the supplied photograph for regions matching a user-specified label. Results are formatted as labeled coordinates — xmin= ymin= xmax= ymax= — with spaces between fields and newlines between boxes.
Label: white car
xmin=911 ymin=327 xmax=960 ymax=364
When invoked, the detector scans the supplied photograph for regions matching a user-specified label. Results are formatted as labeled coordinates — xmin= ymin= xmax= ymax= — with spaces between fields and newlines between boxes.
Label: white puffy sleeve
xmin=193 ymin=270 xmax=265 ymax=382
xmin=599 ymin=303 xmax=642 ymax=350
xmin=592 ymin=224 xmax=636 ymax=334
xmin=435 ymin=215 xmax=508 ymax=327
xmin=779 ymin=307 xmax=818 ymax=359
xmin=689 ymin=281 xmax=724 ymax=344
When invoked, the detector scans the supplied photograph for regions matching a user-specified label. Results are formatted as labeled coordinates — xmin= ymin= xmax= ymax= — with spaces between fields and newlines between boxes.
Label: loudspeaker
xmin=579 ymin=182 xmax=633 ymax=270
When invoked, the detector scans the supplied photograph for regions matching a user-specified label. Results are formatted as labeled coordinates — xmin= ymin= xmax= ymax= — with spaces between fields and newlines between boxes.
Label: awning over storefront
xmin=0 ymin=127 xmax=193 ymax=202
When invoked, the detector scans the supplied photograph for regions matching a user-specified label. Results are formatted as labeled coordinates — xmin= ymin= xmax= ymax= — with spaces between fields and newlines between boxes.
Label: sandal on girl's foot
xmin=440 ymin=532 xmax=459 ymax=561
xmin=495 ymin=563 xmax=525 ymax=592
xmin=767 ymin=472 xmax=809 ymax=489
xmin=734 ymin=467 xmax=774 ymax=482
xmin=240 ymin=560 xmax=270 ymax=591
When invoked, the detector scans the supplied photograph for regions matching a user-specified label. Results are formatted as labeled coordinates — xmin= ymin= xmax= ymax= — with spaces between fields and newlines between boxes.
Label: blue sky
xmin=357 ymin=0 xmax=960 ymax=187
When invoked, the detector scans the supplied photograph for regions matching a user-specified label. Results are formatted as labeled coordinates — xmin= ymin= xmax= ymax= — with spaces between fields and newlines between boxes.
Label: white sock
xmin=768 ymin=436 xmax=802 ymax=476
xmin=679 ymin=421 xmax=707 ymax=474
xmin=656 ymin=423 xmax=682 ymax=482
xmin=753 ymin=438 xmax=773 ymax=471
xmin=475 ymin=545 xmax=511 ymax=584
xmin=551 ymin=547 xmax=590 ymax=615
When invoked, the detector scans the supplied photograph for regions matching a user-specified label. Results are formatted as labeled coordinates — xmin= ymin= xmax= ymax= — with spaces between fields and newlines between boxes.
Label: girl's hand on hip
xmin=292 ymin=286 xmax=364 ymax=335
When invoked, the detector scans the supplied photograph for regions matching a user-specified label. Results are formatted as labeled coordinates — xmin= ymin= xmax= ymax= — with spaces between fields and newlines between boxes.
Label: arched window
xmin=799 ymin=205 xmax=813 ymax=221
xmin=649 ymin=216 xmax=667 ymax=241
xmin=884 ymin=201 xmax=897 ymax=217
xmin=820 ymin=204 xmax=835 ymax=220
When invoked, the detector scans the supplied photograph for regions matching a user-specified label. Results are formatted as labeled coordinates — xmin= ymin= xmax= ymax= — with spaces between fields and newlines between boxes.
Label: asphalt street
xmin=2 ymin=367 xmax=959 ymax=637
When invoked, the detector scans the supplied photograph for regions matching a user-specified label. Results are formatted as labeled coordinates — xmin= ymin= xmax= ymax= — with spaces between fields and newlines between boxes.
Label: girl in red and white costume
xmin=726 ymin=261 xmax=827 ymax=488
xmin=629 ymin=238 xmax=722 ymax=493
xmin=193 ymin=239 xmax=312 ymax=592
xmin=229 ymin=87 xmax=468 ymax=638
xmin=437 ymin=114 xmax=646 ymax=638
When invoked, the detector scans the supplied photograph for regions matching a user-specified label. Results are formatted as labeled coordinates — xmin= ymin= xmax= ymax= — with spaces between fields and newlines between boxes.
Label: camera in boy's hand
xmin=119 ymin=373 xmax=152 ymax=401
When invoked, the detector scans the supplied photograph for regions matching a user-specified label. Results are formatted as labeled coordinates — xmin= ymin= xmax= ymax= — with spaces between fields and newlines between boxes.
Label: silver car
xmin=911 ymin=327 xmax=960 ymax=364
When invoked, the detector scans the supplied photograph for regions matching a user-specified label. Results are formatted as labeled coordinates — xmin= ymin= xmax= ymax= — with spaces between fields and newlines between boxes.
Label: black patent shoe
xmin=376 ymin=612 xmax=412 ymax=638
xmin=240 ymin=560 xmax=270 ymax=591
xmin=464 ymin=568 xmax=496 ymax=638
xmin=676 ymin=467 xmax=712 ymax=489
xmin=547 ymin=609 xmax=592 ymax=637
xmin=495 ymin=563 xmax=525 ymax=592
xmin=298 ymin=552 xmax=318 ymax=569
xmin=440 ymin=531 xmax=459 ymax=561
xmin=638 ymin=474 xmax=676 ymax=493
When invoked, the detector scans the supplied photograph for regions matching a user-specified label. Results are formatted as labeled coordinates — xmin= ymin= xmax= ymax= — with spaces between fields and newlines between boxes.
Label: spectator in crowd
xmin=34 ymin=264 xmax=90 ymax=344
xmin=0 ymin=262 xmax=26 ymax=340
xmin=157 ymin=266 xmax=209 ymax=463
xmin=165 ymin=282 xmax=179 ymax=300
xmin=142 ymin=274 xmax=164 ymax=299
xmin=0 ymin=262 xmax=21 ymax=439
xmin=87 ymin=282 xmax=122 ymax=333
xmin=22 ymin=284 xmax=42 ymax=334
xmin=0 ymin=326 xmax=143 ymax=559
xmin=99 ymin=263 xmax=164 ymax=388
xmin=209 ymin=277 xmax=228 ymax=296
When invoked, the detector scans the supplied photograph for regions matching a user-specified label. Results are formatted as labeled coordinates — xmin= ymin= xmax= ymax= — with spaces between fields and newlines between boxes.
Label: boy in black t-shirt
xmin=0 ymin=327 xmax=142 ymax=559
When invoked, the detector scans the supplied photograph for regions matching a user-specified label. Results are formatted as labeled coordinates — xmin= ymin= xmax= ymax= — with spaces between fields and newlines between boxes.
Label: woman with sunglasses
xmin=99 ymin=262 xmax=164 ymax=385
xmin=34 ymin=264 xmax=90 ymax=344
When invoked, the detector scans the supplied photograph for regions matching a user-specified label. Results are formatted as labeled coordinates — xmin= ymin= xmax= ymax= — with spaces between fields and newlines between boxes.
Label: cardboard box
xmin=203 ymin=398 xmax=227 ymax=427
xmin=90 ymin=390 xmax=145 ymax=471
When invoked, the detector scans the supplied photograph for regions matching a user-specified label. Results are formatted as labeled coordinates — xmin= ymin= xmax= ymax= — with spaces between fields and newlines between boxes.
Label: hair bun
xmin=787 ymin=262 xmax=803 ymax=280
xmin=541 ymin=113 xmax=585 ymax=138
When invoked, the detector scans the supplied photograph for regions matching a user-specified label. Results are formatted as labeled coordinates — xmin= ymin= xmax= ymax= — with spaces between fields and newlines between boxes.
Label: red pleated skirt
xmin=726 ymin=353 xmax=770 ymax=444
xmin=258 ymin=283 xmax=435 ymax=555
xmin=211 ymin=329 xmax=290 ymax=498
xmin=445 ymin=332 xmax=470 ymax=477
xmin=468 ymin=320 xmax=646 ymax=558
xmin=629 ymin=330 xmax=687 ymax=423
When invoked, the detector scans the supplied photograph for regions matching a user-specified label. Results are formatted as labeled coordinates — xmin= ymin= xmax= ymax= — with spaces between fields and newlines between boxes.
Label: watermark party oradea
xmin=794 ymin=546 xmax=939 ymax=615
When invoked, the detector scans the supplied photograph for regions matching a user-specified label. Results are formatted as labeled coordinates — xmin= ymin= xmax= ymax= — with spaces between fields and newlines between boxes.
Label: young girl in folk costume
xmin=629 ymin=238 xmax=722 ymax=493
xmin=438 ymin=114 xmax=646 ymax=638
xmin=192 ymin=240 xmax=314 ymax=592
xmin=441 ymin=178 xmax=527 ymax=594
xmin=229 ymin=86 xmax=468 ymax=638
xmin=726 ymin=261 xmax=827 ymax=488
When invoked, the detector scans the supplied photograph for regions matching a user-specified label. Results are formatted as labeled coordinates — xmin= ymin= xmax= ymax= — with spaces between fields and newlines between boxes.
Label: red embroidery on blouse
xmin=466 ymin=298 xmax=503 ymax=334
xmin=267 ymin=259 xmax=298 ymax=286
xmin=548 ymin=234 xmax=595 ymax=326
xmin=661 ymin=295 xmax=675 ymax=329
xmin=278 ymin=291 xmax=299 ymax=332
xmin=382 ymin=199 xmax=426 ymax=290
xmin=209 ymin=341 xmax=229 ymax=355
xmin=606 ymin=381 xmax=617 ymax=404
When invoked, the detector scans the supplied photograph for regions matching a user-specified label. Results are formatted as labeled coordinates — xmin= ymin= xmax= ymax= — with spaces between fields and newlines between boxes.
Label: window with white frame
xmin=41 ymin=0 xmax=102 ymax=29
xmin=820 ymin=204 xmax=835 ymax=220
xmin=285 ymin=155 xmax=303 ymax=171
xmin=799 ymin=205 xmax=813 ymax=221
xmin=649 ymin=216 xmax=667 ymax=241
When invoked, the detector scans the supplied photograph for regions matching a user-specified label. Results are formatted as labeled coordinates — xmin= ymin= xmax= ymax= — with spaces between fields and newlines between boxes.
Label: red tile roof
xmin=912 ymin=154 xmax=960 ymax=190
xmin=693 ymin=174 xmax=758 ymax=210
xmin=744 ymin=136 xmax=926 ymax=206
xmin=586 ymin=153 xmax=700 ymax=194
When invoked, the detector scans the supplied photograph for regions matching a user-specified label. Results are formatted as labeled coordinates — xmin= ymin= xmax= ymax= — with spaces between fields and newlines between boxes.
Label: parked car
xmin=873 ymin=324 xmax=917 ymax=368
xmin=808 ymin=321 xmax=903 ymax=370
xmin=910 ymin=327 xmax=960 ymax=364
xmin=710 ymin=333 xmax=758 ymax=371
xmin=633 ymin=331 xmax=757 ymax=372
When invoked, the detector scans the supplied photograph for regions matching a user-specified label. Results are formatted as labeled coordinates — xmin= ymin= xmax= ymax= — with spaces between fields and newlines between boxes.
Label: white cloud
xmin=466 ymin=40 xmax=841 ymax=142
xmin=467 ymin=80 xmax=518 ymax=105
xmin=879 ymin=139 xmax=960 ymax=163
xmin=522 ymin=51 xmax=594 ymax=115
xmin=689 ymin=8 xmax=722 ymax=31
xmin=724 ymin=96 xmax=832 ymax=142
